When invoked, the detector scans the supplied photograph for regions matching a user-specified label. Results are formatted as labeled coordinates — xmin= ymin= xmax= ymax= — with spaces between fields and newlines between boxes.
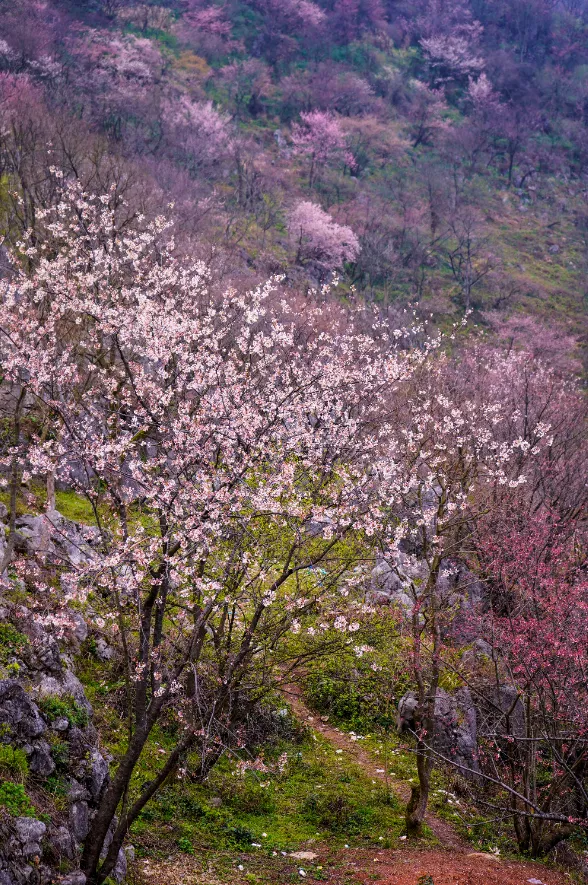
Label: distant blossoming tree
xmin=288 ymin=199 xmax=360 ymax=274
xmin=292 ymin=110 xmax=355 ymax=187
xmin=421 ymin=33 xmax=485 ymax=85
xmin=165 ymin=96 xmax=233 ymax=173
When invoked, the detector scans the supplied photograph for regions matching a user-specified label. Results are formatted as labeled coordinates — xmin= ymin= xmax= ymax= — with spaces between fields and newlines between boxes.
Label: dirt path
xmin=284 ymin=683 xmax=466 ymax=852
xmin=283 ymin=685 xmax=570 ymax=885
xmin=133 ymin=686 xmax=571 ymax=885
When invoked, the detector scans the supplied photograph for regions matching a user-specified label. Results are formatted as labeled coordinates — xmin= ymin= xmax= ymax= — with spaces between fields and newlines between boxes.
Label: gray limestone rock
xmin=113 ymin=848 xmax=127 ymax=884
xmin=69 ymin=801 xmax=89 ymax=843
xmin=13 ymin=818 xmax=47 ymax=857
xmin=47 ymin=826 xmax=76 ymax=861
xmin=35 ymin=670 xmax=92 ymax=715
xmin=28 ymin=741 xmax=55 ymax=777
xmin=87 ymin=750 xmax=109 ymax=802
xmin=0 ymin=681 xmax=46 ymax=741
xmin=94 ymin=639 xmax=113 ymax=662
xmin=14 ymin=511 xmax=100 ymax=569
xmin=397 ymin=688 xmax=479 ymax=775
xmin=60 ymin=874 xmax=87 ymax=885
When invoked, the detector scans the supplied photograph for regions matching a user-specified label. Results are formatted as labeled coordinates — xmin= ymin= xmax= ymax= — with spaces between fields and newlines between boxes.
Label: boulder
xmin=370 ymin=551 xmax=426 ymax=611
xmin=94 ymin=639 xmax=113 ymax=663
xmin=47 ymin=826 xmax=76 ymax=861
xmin=0 ymin=681 xmax=46 ymax=741
xmin=397 ymin=687 xmax=479 ymax=774
xmin=13 ymin=818 xmax=47 ymax=857
xmin=28 ymin=741 xmax=55 ymax=777
xmin=87 ymin=750 xmax=109 ymax=802
xmin=477 ymin=684 xmax=526 ymax=739
xmin=14 ymin=511 xmax=100 ymax=569
xmin=67 ymin=780 xmax=90 ymax=803
xmin=34 ymin=670 xmax=92 ymax=715
xmin=69 ymin=801 xmax=89 ymax=843
xmin=61 ymin=874 xmax=87 ymax=885
xmin=65 ymin=610 xmax=88 ymax=645
xmin=113 ymin=849 xmax=127 ymax=884
xmin=549 ymin=841 xmax=588 ymax=883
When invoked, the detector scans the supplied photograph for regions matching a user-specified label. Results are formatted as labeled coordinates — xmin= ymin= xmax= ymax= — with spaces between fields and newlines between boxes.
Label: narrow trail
xmin=282 ymin=684 xmax=570 ymax=885
xmin=284 ymin=683 xmax=468 ymax=853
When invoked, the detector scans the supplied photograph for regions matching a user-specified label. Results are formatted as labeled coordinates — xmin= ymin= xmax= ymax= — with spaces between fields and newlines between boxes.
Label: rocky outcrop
xmin=14 ymin=511 xmax=101 ymax=570
xmin=370 ymin=553 xmax=485 ymax=627
xmin=397 ymin=687 xmax=480 ymax=775
xmin=0 ymin=599 xmax=124 ymax=885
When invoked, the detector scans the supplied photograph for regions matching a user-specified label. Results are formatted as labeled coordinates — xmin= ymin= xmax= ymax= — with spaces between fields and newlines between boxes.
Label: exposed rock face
xmin=0 ymin=682 xmax=46 ymax=743
xmin=397 ymin=687 xmax=480 ymax=775
xmin=549 ymin=841 xmax=588 ymax=883
xmin=370 ymin=553 xmax=485 ymax=628
xmin=370 ymin=551 xmax=426 ymax=610
xmin=477 ymin=684 xmax=526 ymax=739
xmin=0 ymin=599 xmax=125 ymax=885
xmin=14 ymin=511 xmax=101 ymax=569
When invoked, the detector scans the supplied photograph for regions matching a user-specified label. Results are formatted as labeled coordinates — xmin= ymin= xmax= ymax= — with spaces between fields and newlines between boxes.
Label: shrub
xmin=176 ymin=836 xmax=194 ymax=854
xmin=224 ymin=777 xmax=276 ymax=815
xmin=0 ymin=781 xmax=36 ymax=816
xmin=48 ymin=738 xmax=69 ymax=772
xmin=0 ymin=745 xmax=29 ymax=779
xmin=0 ymin=623 xmax=28 ymax=664
xmin=223 ymin=823 xmax=254 ymax=846
xmin=39 ymin=695 xmax=88 ymax=728
xmin=302 ymin=785 xmax=374 ymax=832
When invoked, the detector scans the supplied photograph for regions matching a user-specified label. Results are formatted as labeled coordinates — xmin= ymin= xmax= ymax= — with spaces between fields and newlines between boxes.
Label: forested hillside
xmin=0 ymin=3 xmax=587 ymax=885
xmin=0 ymin=0 xmax=588 ymax=358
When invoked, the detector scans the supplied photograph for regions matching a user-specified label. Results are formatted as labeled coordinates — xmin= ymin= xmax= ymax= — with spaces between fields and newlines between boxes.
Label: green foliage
xmin=302 ymin=784 xmax=375 ymax=832
xmin=0 ymin=623 xmax=29 ymax=664
xmin=48 ymin=737 xmax=70 ymax=772
xmin=224 ymin=777 xmax=276 ymax=815
xmin=39 ymin=694 xmax=89 ymax=728
xmin=176 ymin=835 xmax=194 ymax=854
xmin=0 ymin=745 xmax=29 ymax=779
xmin=0 ymin=781 xmax=36 ymax=816
xmin=302 ymin=616 xmax=410 ymax=733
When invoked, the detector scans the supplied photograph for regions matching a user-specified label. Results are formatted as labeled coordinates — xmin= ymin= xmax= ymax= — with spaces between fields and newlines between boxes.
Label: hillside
xmin=0 ymin=0 xmax=587 ymax=362
xmin=0 ymin=3 xmax=587 ymax=885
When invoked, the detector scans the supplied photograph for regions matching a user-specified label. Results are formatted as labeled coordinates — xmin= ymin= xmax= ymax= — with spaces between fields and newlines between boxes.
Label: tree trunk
xmin=405 ymin=744 xmax=432 ymax=835
xmin=81 ymin=728 xmax=150 ymax=883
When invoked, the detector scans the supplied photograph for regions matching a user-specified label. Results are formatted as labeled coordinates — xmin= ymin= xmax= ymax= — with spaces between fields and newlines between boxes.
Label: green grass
xmin=55 ymin=490 xmax=99 ymax=525
xmin=76 ymin=654 xmax=406 ymax=864
xmin=0 ymin=485 xmax=99 ymax=525
xmin=130 ymin=733 xmax=406 ymax=857
xmin=38 ymin=694 xmax=89 ymax=728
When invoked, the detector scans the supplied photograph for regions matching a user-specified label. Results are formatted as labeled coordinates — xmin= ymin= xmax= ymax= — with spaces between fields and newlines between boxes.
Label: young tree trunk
xmin=406 ymin=744 xmax=433 ymax=835
xmin=81 ymin=727 xmax=151 ymax=883
xmin=405 ymin=552 xmax=442 ymax=836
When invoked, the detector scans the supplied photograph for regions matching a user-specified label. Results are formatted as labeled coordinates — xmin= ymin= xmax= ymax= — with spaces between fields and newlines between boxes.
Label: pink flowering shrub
xmin=288 ymin=199 xmax=360 ymax=273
